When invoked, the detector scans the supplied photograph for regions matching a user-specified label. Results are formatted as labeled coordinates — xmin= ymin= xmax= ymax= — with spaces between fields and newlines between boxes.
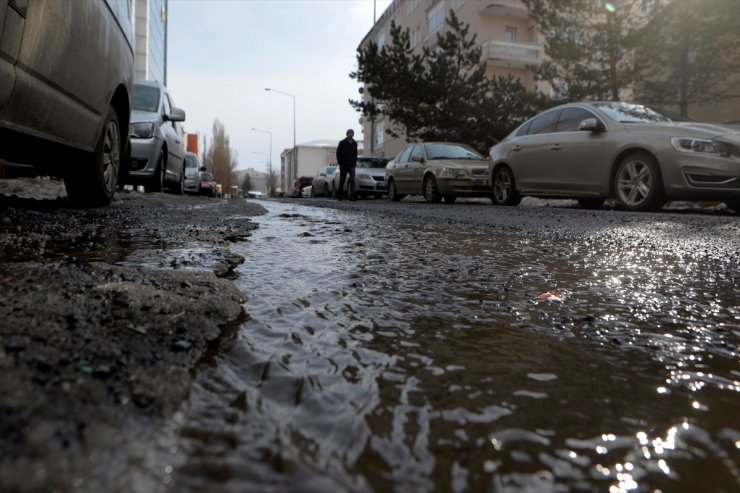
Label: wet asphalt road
xmin=1 ymin=184 xmax=738 ymax=492
xmin=169 ymin=197 xmax=738 ymax=493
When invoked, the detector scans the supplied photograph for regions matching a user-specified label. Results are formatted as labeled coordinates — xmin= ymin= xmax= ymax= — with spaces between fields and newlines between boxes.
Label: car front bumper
xmin=128 ymin=137 xmax=162 ymax=181
xmin=436 ymin=176 xmax=491 ymax=197
xmin=355 ymin=175 xmax=387 ymax=193
xmin=661 ymin=151 xmax=740 ymax=201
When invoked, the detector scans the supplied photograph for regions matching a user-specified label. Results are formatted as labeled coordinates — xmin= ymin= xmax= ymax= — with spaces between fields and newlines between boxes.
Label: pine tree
xmin=635 ymin=0 xmax=740 ymax=118
xmin=522 ymin=0 xmax=648 ymax=101
xmin=350 ymin=11 xmax=545 ymax=152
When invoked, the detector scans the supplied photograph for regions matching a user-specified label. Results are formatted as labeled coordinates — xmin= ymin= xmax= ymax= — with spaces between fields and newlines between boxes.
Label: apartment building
xmin=132 ymin=0 xmax=168 ymax=84
xmin=359 ymin=0 xmax=545 ymax=159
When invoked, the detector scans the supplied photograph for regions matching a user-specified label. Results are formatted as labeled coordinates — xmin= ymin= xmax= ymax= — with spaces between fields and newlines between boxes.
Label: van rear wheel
xmin=65 ymin=106 xmax=121 ymax=207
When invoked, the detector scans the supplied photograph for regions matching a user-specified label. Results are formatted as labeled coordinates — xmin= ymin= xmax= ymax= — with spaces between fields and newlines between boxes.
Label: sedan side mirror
xmin=579 ymin=118 xmax=605 ymax=133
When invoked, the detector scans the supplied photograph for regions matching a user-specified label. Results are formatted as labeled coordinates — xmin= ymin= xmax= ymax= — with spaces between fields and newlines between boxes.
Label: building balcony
xmin=479 ymin=1 xmax=530 ymax=19
xmin=481 ymin=39 xmax=541 ymax=69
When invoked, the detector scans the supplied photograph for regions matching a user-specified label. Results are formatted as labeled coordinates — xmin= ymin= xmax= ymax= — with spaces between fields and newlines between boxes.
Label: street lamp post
xmin=264 ymin=88 xmax=295 ymax=150
xmin=265 ymin=88 xmax=296 ymax=192
xmin=251 ymin=127 xmax=272 ymax=171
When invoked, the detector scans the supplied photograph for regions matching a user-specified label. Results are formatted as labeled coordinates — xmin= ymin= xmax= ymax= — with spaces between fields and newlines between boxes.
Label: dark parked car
xmin=291 ymin=176 xmax=313 ymax=197
xmin=127 ymin=80 xmax=187 ymax=194
xmin=489 ymin=102 xmax=740 ymax=212
xmin=199 ymin=172 xmax=218 ymax=197
xmin=0 ymin=0 xmax=135 ymax=206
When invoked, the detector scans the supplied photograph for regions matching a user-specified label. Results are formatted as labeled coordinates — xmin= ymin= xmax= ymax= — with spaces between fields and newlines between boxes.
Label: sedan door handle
xmin=549 ymin=144 xmax=562 ymax=151
xmin=511 ymin=145 xmax=521 ymax=152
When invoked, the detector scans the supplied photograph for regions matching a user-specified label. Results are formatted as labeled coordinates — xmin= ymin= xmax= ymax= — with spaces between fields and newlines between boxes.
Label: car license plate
xmin=474 ymin=178 xmax=487 ymax=186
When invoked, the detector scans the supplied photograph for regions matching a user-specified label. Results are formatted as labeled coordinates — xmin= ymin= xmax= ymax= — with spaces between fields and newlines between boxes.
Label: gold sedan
xmin=385 ymin=142 xmax=491 ymax=203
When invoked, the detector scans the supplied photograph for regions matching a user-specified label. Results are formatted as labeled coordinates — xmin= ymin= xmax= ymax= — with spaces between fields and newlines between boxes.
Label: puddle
xmin=168 ymin=201 xmax=739 ymax=492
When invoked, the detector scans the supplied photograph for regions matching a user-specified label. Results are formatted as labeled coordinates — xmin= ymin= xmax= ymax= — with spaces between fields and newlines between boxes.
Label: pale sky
xmin=167 ymin=0 xmax=393 ymax=173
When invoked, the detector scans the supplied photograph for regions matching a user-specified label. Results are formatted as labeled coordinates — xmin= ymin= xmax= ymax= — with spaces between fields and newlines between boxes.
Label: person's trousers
xmin=338 ymin=166 xmax=355 ymax=199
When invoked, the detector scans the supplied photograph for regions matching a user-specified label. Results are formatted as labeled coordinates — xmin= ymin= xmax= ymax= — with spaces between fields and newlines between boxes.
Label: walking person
xmin=336 ymin=129 xmax=358 ymax=201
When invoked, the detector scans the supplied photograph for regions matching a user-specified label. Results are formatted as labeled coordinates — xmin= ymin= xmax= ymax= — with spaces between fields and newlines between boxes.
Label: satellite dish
xmin=358 ymin=87 xmax=365 ymax=94
xmin=359 ymin=117 xmax=365 ymax=125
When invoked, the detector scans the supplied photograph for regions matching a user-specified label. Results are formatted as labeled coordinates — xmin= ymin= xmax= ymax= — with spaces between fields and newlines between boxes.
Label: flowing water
xmin=169 ymin=201 xmax=739 ymax=493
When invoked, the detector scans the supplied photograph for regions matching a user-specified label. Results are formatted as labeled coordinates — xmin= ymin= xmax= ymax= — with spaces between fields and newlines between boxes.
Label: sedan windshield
xmin=592 ymin=102 xmax=671 ymax=123
xmin=425 ymin=143 xmax=483 ymax=160
xmin=200 ymin=173 xmax=214 ymax=181
xmin=133 ymin=85 xmax=161 ymax=112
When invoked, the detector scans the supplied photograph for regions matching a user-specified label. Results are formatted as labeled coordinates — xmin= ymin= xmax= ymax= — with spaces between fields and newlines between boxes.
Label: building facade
xmin=361 ymin=0 xmax=739 ymax=160
xmin=359 ymin=0 xmax=544 ymax=159
xmin=132 ymin=0 xmax=168 ymax=83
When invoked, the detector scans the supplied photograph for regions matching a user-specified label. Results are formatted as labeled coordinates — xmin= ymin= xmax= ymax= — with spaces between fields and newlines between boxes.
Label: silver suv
xmin=0 ymin=0 xmax=134 ymax=206
xmin=126 ymin=80 xmax=187 ymax=194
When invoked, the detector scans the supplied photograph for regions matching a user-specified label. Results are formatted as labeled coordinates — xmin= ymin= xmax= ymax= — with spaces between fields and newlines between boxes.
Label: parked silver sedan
xmin=127 ymin=80 xmax=186 ymax=194
xmin=386 ymin=143 xmax=490 ymax=202
xmin=311 ymin=165 xmax=337 ymax=197
xmin=332 ymin=156 xmax=389 ymax=199
xmin=489 ymin=102 xmax=740 ymax=212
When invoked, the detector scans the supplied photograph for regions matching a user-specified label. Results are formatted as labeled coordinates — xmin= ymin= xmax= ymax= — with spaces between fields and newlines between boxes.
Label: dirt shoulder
xmin=0 ymin=179 xmax=266 ymax=492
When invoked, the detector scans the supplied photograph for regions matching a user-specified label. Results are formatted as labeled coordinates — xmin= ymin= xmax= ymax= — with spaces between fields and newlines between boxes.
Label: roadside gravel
xmin=0 ymin=178 xmax=265 ymax=492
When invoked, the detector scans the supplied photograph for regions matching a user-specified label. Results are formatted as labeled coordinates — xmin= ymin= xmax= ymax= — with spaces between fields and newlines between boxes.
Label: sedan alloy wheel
xmin=614 ymin=152 xmax=664 ymax=211
xmin=423 ymin=175 xmax=442 ymax=203
xmin=491 ymin=166 xmax=521 ymax=206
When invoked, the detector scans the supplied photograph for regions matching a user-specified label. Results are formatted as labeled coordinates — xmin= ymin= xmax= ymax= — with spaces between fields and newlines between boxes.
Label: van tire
xmin=65 ymin=106 xmax=121 ymax=207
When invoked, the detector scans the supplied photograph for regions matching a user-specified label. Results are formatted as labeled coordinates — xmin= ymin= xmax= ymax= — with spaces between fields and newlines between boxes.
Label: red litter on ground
xmin=536 ymin=291 xmax=564 ymax=302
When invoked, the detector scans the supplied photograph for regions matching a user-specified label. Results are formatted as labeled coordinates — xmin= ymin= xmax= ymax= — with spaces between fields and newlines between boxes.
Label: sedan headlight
xmin=130 ymin=122 xmax=155 ymax=139
xmin=356 ymin=172 xmax=372 ymax=180
xmin=438 ymin=167 xmax=468 ymax=178
xmin=671 ymin=137 xmax=730 ymax=157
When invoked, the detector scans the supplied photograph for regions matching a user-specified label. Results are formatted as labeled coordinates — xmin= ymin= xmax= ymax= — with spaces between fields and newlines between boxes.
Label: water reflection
xmin=171 ymin=201 xmax=739 ymax=492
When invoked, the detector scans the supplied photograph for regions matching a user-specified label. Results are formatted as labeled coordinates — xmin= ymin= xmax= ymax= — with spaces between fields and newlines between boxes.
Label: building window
xmin=505 ymin=27 xmax=517 ymax=43
xmin=428 ymin=2 xmax=445 ymax=34
xmin=410 ymin=26 xmax=420 ymax=49
xmin=378 ymin=30 xmax=386 ymax=47
xmin=407 ymin=0 xmax=421 ymax=16
xmin=375 ymin=121 xmax=385 ymax=147
xmin=528 ymin=26 xmax=536 ymax=43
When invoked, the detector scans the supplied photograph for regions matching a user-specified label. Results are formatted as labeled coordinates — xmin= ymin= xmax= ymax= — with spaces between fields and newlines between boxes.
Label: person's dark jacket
xmin=336 ymin=137 xmax=358 ymax=168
